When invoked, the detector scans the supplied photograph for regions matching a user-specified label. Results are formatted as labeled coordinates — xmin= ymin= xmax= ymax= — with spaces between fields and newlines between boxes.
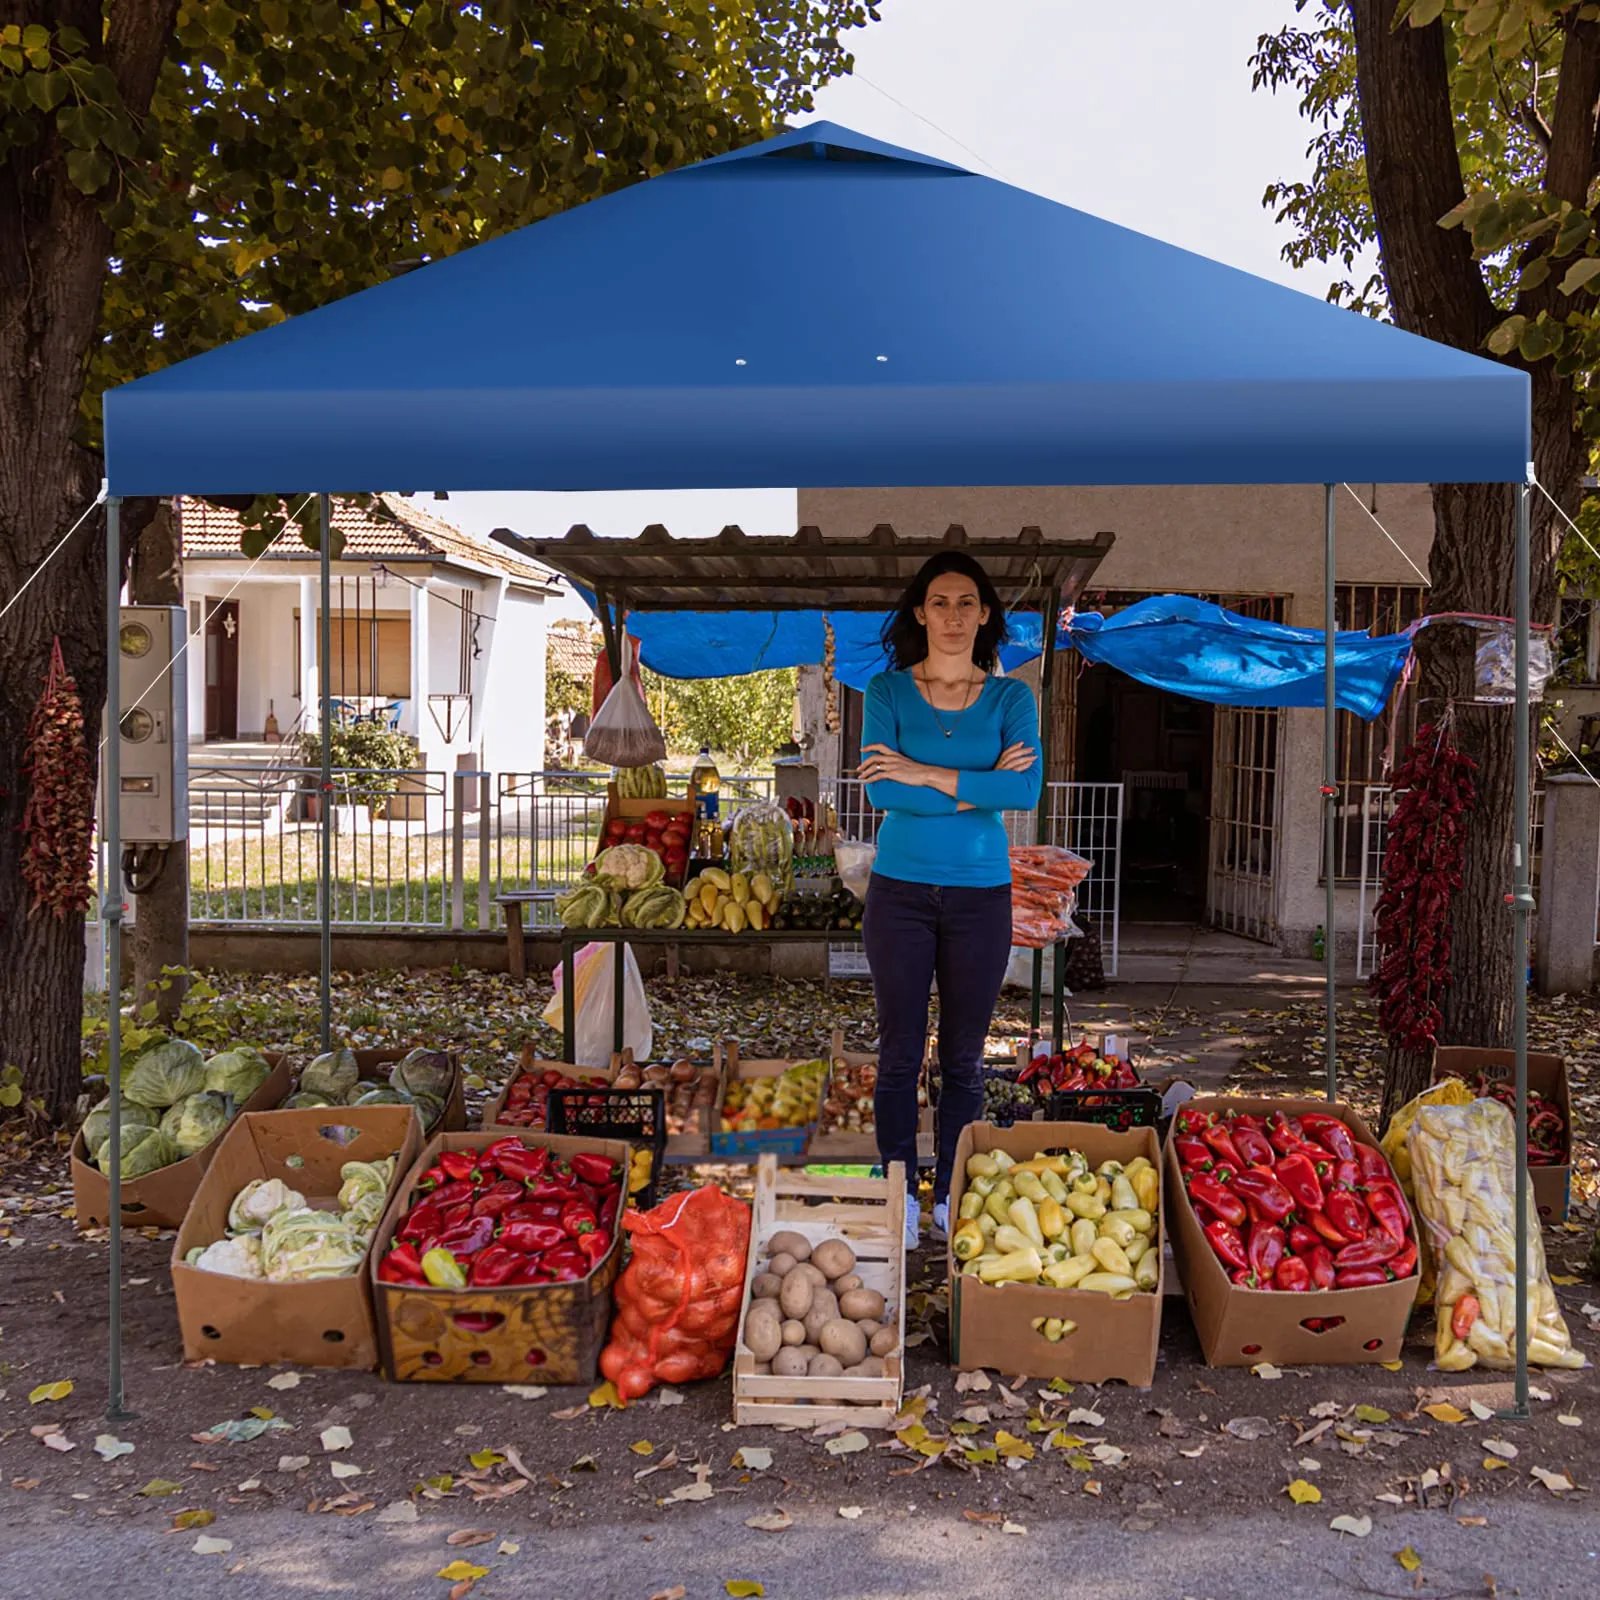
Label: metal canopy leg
xmin=1323 ymin=485 xmax=1338 ymax=1101
xmin=318 ymin=492 xmax=333 ymax=1052
xmin=1030 ymin=585 xmax=1061 ymax=1041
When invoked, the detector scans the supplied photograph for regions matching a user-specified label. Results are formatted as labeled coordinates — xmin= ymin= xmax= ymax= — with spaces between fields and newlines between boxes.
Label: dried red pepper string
xmin=20 ymin=638 xmax=96 ymax=920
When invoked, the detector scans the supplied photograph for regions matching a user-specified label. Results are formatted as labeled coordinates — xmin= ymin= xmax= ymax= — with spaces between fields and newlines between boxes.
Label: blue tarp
xmin=610 ymin=593 xmax=1412 ymax=719
xmin=103 ymin=122 xmax=1529 ymax=496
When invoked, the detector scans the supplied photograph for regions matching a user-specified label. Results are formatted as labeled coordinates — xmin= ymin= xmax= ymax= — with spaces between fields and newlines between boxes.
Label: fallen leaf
xmin=724 ymin=1583 xmax=765 ymax=1598
xmin=588 ymin=1380 xmax=623 ymax=1410
xmin=1298 ymin=1457 xmax=1321 ymax=1472
xmin=1225 ymin=1417 xmax=1273 ymax=1441
xmin=648 ymin=1590 xmax=687 ymax=1600
xmin=266 ymin=1373 xmax=302 ymax=1391
xmin=824 ymin=1432 xmax=869 ymax=1456
xmin=1353 ymin=1405 xmax=1391 ymax=1425
xmin=630 ymin=1440 xmax=656 ymax=1457
xmin=1469 ymin=1400 xmax=1495 ymax=1420
xmin=137 ymin=1479 xmax=184 ymax=1497
xmin=735 ymin=1447 xmax=773 ymax=1471
xmin=1252 ymin=1363 xmax=1283 ymax=1381
xmin=745 ymin=1510 xmax=793 ymax=1532
xmin=1308 ymin=1400 xmax=1342 ymax=1419
xmin=1285 ymin=1479 xmax=1322 ymax=1505
xmin=1090 ymin=1444 xmax=1125 ymax=1467
xmin=1179 ymin=1447 xmax=1206 ymax=1459
xmin=436 ymin=1561 xmax=490 ymax=1582
xmin=1422 ymin=1403 xmax=1467 ymax=1424
xmin=277 ymin=1456 xmax=310 ymax=1474
xmin=172 ymin=1509 xmax=215 ymax=1530
xmin=1395 ymin=1546 xmax=1422 ymax=1573
xmin=238 ymin=1478 xmax=262 ymax=1492
xmin=964 ymin=1448 xmax=998 ymax=1466
xmin=320 ymin=1427 xmax=353 ymax=1453
xmin=1457 ymin=1515 xmax=1487 ymax=1527
xmin=501 ymin=1385 xmax=547 ymax=1400
xmin=1066 ymin=1407 xmax=1104 ymax=1427
xmin=1083 ymin=1479 xmax=1102 ymax=1496
xmin=995 ymin=1431 xmax=1035 ymax=1460
xmin=1482 ymin=1457 xmax=1511 ymax=1472
xmin=1529 ymin=1384 xmax=1554 ymax=1402
xmin=838 ymin=1505 xmax=863 ymax=1520
xmin=446 ymin=1530 xmax=497 ymax=1548
xmin=467 ymin=1450 xmax=504 ymax=1470
xmin=375 ymin=1501 xmax=418 ymax=1524
xmin=1557 ymin=1415 xmax=1582 ymax=1428
xmin=570 ymin=1454 xmax=598 ymax=1473
xmin=93 ymin=1434 xmax=135 ymax=1461
xmin=963 ymin=1511 xmax=1003 ymax=1525
xmin=1330 ymin=1514 xmax=1372 ymax=1537
xmin=955 ymin=1370 xmax=992 ymax=1394
xmin=1550 ymin=1274 xmax=1582 ymax=1286
xmin=1531 ymin=1466 xmax=1574 ymax=1494
xmin=41 ymin=1434 xmax=74 ymax=1453
xmin=189 ymin=1534 xmax=233 ymax=1557
xmin=1379 ymin=1360 xmax=1403 ymax=1371
xmin=330 ymin=1462 xmax=362 ymax=1480
xmin=1002 ymin=1520 xmax=1027 ymax=1535
xmin=497 ymin=1541 xmax=520 ymax=1556
xmin=656 ymin=1389 xmax=685 ymax=1407
xmin=551 ymin=1405 xmax=586 ymax=1421
xmin=1482 ymin=1439 xmax=1518 ymax=1460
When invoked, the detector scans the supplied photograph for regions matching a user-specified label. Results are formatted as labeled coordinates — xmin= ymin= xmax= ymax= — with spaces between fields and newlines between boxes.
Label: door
xmin=204 ymin=598 xmax=239 ymax=741
xmin=1207 ymin=704 xmax=1280 ymax=943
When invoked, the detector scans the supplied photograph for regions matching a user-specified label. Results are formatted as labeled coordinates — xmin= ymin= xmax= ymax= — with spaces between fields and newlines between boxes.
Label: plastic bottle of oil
xmin=690 ymin=747 xmax=722 ymax=857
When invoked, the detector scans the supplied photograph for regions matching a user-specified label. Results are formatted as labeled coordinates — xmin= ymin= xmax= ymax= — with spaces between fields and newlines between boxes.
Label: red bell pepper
xmin=1174 ymin=1135 xmax=1213 ymax=1171
xmin=1275 ymin=1255 xmax=1312 ymax=1292
xmin=398 ymin=1199 xmax=448 ymax=1244
xmin=1364 ymin=1183 xmax=1410 ymax=1244
xmin=434 ymin=1214 xmax=497 ymax=1257
xmin=468 ymin=1244 xmax=527 ymax=1287
xmin=1231 ymin=1169 xmax=1295 ymax=1225
xmin=1329 ymin=1159 xmax=1361 ymax=1192
xmin=570 ymin=1152 xmax=619 ymax=1188
xmin=1274 ymin=1152 xmax=1325 ymax=1213
xmin=1188 ymin=1172 xmax=1246 ymax=1227
xmin=423 ymin=1180 xmax=475 ymax=1209
xmin=1248 ymin=1222 xmax=1285 ymax=1283
xmin=1335 ymin=1264 xmax=1391 ymax=1288
xmin=1355 ymin=1143 xmax=1392 ymax=1185
xmin=1201 ymin=1123 xmax=1245 ymax=1171
xmin=498 ymin=1219 xmax=566 ymax=1254
xmin=377 ymin=1241 xmax=427 ymax=1284
xmin=543 ymin=1242 xmax=588 ymax=1282
xmin=1267 ymin=1112 xmax=1307 ymax=1156
xmin=1388 ymin=1237 xmax=1418 ymax=1279
xmin=1451 ymin=1294 xmax=1480 ymax=1338
xmin=414 ymin=1163 xmax=449 ymax=1191
xmin=493 ymin=1144 xmax=552 ymax=1185
xmin=484 ymin=1136 xmax=534 ymax=1169
xmin=529 ymin=1175 xmax=581 ymax=1202
xmin=1335 ymin=1232 xmax=1400 ymax=1269
xmin=1306 ymin=1241 xmax=1336 ymax=1290
xmin=502 ymin=1199 xmax=566 ymax=1225
xmin=1309 ymin=1208 xmax=1352 ymax=1248
xmin=1287 ymin=1223 xmax=1321 ymax=1256
xmin=577 ymin=1229 xmax=611 ymax=1267
xmin=1176 ymin=1107 xmax=1215 ymax=1135
xmin=561 ymin=1199 xmax=598 ymax=1237
xmin=1232 ymin=1124 xmax=1276 ymax=1168
xmin=1298 ymin=1112 xmax=1356 ymax=1164
xmin=1231 ymin=1267 xmax=1273 ymax=1290
xmin=438 ymin=1150 xmax=483 ymax=1184
xmin=1325 ymin=1190 xmax=1369 ymax=1245
xmin=1203 ymin=1219 xmax=1249 ymax=1271
xmin=470 ymin=1180 xmax=525 ymax=1220
xmin=598 ymin=1191 xmax=620 ymax=1235
xmin=1231 ymin=1112 xmax=1265 ymax=1131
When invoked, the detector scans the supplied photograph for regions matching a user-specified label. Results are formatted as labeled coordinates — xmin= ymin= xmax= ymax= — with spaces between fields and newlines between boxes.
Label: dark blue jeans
xmin=863 ymin=872 xmax=1012 ymax=1203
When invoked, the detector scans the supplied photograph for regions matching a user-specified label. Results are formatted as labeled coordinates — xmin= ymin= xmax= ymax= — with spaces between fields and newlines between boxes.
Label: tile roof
xmin=548 ymin=621 xmax=599 ymax=679
xmin=179 ymin=494 xmax=558 ymax=589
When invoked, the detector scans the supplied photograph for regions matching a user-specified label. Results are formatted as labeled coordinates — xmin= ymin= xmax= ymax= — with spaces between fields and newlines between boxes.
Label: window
xmin=291 ymin=607 xmax=412 ymax=698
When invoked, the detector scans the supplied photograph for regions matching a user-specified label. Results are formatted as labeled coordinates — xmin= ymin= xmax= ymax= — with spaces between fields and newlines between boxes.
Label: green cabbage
xmin=283 ymin=1090 xmax=334 ymax=1109
xmin=351 ymin=1086 xmax=408 ymax=1107
xmin=123 ymin=1038 xmax=207 ymax=1108
xmin=81 ymin=1097 xmax=158 ymax=1155
xmin=94 ymin=1123 xmax=179 ymax=1178
xmin=389 ymin=1048 xmax=452 ymax=1102
xmin=408 ymin=1091 xmax=445 ymax=1131
xmin=159 ymin=1090 xmax=233 ymax=1157
xmin=301 ymin=1047 xmax=359 ymax=1101
xmin=203 ymin=1048 xmax=272 ymax=1101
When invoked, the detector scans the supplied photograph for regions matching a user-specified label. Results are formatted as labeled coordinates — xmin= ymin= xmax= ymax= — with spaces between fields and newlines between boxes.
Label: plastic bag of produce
xmin=540 ymin=941 xmax=652 ymax=1067
xmin=1410 ymin=1099 xmax=1583 ymax=1371
xmin=834 ymin=838 xmax=876 ymax=903
xmin=584 ymin=673 xmax=666 ymax=768
xmin=600 ymin=1183 xmax=752 ymax=1401
xmin=727 ymin=802 xmax=795 ymax=890
xmin=1378 ymin=1077 xmax=1475 ymax=1308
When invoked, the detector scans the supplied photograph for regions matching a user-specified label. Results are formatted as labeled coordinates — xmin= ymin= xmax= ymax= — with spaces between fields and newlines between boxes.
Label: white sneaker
xmin=904 ymin=1198 xmax=921 ymax=1251
xmin=931 ymin=1201 xmax=949 ymax=1240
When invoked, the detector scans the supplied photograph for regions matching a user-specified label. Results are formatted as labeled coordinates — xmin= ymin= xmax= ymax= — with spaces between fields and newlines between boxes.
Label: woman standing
xmin=859 ymin=552 xmax=1042 ymax=1247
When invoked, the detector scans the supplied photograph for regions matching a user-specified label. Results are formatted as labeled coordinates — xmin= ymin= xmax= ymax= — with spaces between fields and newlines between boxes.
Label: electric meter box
xmin=114 ymin=606 xmax=188 ymax=845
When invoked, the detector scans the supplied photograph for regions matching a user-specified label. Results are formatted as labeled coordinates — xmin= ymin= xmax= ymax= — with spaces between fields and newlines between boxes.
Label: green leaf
xmin=1352 ymin=1404 xmax=1391 ymax=1425
xmin=64 ymin=147 xmax=110 ymax=196
xmin=24 ymin=71 xmax=66 ymax=112
xmin=20 ymin=23 xmax=49 ymax=51
xmin=1560 ymin=257 xmax=1600 ymax=296
xmin=1485 ymin=314 xmax=1526 ymax=356
xmin=1403 ymin=0 xmax=1448 ymax=23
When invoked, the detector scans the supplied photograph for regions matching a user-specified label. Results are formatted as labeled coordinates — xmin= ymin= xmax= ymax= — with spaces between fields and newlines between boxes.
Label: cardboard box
xmin=1164 ymin=1096 xmax=1419 ymax=1368
xmin=371 ymin=1129 xmax=629 ymax=1383
xmin=479 ymin=1046 xmax=612 ymax=1132
xmin=711 ymin=1041 xmax=825 ymax=1160
xmin=806 ymin=1029 xmax=935 ymax=1163
xmin=599 ymin=786 xmax=695 ymax=884
xmin=71 ymin=1052 xmax=293 ymax=1231
xmin=946 ymin=1120 xmax=1164 ymax=1386
xmin=170 ymin=1104 xmax=422 ymax=1369
xmin=1431 ymin=1046 xmax=1572 ymax=1224
xmin=299 ymin=1046 xmax=466 ymax=1137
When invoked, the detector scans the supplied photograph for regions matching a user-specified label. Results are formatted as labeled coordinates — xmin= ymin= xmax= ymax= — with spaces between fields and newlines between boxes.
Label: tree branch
xmin=1544 ymin=14 xmax=1600 ymax=208
xmin=1350 ymin=1 xmax=1499 ymax=350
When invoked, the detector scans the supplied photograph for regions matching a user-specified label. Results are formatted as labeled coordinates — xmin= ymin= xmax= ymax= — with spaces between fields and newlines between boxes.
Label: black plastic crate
xmin=547 ymin=1085 xmax=668 ymax=1209
xmin=980 ymin=1067 xmax=1044 ymax=1130
xmin=1042 ymin=1087 xmax=1163 ymax=1133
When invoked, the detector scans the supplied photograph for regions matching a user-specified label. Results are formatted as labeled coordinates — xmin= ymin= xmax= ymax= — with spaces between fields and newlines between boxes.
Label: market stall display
xmin=807 ymin=1029 xmax=934 ymax=1163
xmin=1432 ymin=1045 xmax=1573 ymax=1223
xmin=732 ymin=1156 xmax=906 ymax=1427
xmin=1164 ymin=1097 xmax=1419 ymax=1367
xmin=1009 ymin=844 xmax=1091 ymax=948
xmin=557 ymin=843 xmax=689 ymax=929
xmin=598 ymin=802 xmax=693 ymax=887
xmin=600 ymin=1182 xmax=753 ymax=1401
xmin=727 ymin=802 xmax=796 ymax=895
xmin=72 ymin=1043 xmax=292 ymax=1230
xmin=618 ymin=1054 xmax=721 ymax=1159
xmin=482 ymin=1053 xmax=615 ymax=1131
xmin=1410 ymin=1098 xmax=1584 ymax=1371
xmin=713 ymin=1047 xmax=827 ymax=1159
xmin=170 ymin=1105 xmax=421 ymax=1369
xmin=682 ymin=866 xmax=780 ymax=932
xmin=284 ymin=1045 xmax=464 ymax=1135
xmin=947 ymin=1121 xmax=1163 ymax=1384
xmin=371 ymin=1130 xmax=630 ymax=1383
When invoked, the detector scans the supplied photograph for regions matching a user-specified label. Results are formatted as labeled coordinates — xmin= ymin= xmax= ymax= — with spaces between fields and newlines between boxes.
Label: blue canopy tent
xmin=101 ymin=121 xmax=1537 ymax=1410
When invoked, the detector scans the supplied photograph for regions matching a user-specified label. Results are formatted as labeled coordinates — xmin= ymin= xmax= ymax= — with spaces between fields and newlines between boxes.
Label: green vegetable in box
xmin=556 ymin=882 xmax=611 ymax=928
xmin=123 ymin=1038 xmax=207 ymax=1108
xmin=94 ymin=1122 xmax=179 ymax=1178
xmin=228 ymin=1177 xmax=305 ymax=1234
xmin=82 ymin=1097 xmax=158 ymax=1154
xmin=390 ymin=1048 xmax=452 ymax=1103
xmin=616 ymin=763 xmax=668 ymax=800
xmin=283 ymin=1090 xmax=334 ymax=1109
xmin=203 ymin=1047 xmax=272 ymax=1101
xmin=349 ymin=1085 xmax=408 ymax=1107
xmin=621 ymin=883 xmax=687 ymax=929
xmin=159 ymin=1090 xmax=233 ymax=1157
xmin=595 ymin=842 xmax=665 ymax=891
xmin=302 ymin=1047 xmax=359 ymax=1101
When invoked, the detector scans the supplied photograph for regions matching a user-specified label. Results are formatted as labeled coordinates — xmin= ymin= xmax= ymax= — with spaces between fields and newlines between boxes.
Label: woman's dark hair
xmin=880 ymin=551 xmax=1010 ymax=672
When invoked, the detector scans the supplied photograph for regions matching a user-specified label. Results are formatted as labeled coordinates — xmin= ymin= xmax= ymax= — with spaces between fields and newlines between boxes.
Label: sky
xmin=443 ymin=1 xmax=1334 ymax=619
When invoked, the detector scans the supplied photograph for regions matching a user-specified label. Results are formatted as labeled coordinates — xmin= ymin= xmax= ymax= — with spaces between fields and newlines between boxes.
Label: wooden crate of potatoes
xmin=730 ymin=1155 xmax=906 ymax=1428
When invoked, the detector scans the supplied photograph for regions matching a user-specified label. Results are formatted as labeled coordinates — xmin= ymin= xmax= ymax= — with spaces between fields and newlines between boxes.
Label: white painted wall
xmin=479 ymin=587 xmax=548 ymax=775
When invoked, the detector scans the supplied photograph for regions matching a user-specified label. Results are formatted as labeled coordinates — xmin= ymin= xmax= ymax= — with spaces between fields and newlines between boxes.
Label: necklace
xmin=917 ymin=667 xmax=982 ymax=738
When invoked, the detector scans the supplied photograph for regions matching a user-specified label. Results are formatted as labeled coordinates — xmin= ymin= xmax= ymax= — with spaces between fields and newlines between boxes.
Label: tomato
xmin=644 ymin=810 xmax=671 ymax=831
xmin=624 ymin=823 xmax=647 ymax=843
xmin=604 ymin=817 xmax=628 ymax=839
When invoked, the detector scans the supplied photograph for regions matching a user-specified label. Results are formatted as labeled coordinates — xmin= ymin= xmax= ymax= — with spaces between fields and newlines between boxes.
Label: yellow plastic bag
xmin=1379 ymin=1078 xmax=1475 ymax=1307
xmin=539 ymin=941 xmax=653 ymax=1068
xmin=1410 ymin=1099 xmax=1583 ymax=1372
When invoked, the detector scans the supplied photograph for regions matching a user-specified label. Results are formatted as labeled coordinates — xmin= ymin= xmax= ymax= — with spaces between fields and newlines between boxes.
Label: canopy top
xmin=491 ymin=522 xmax=1115 ymax=610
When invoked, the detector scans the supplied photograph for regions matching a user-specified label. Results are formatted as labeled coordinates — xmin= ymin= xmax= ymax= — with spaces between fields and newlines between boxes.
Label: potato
xmin=752 ymin=1361 xmax=771 ymax=1375
xmin=767 ymin=1251 xmax=798 ymax=1279
xmin=791 ymin=1261 xmax=828 ymax=1289
xmin=745 ymin=1313 xmax=781 ymax=1362
xmin=810 ymin=1239 xmax=856 ymax=1281
xmin=855 ymin=1319 xmax=881 ymax=1339
xmin=844 ymin=1356 xmax=885 ymax=1378
xmin=807 ymin=1352 xmax=845 ymax=1377
xmin=779 ymin=1272 xmax=814 ymax=1319
xmin=838 ymin=1287 xmax=886 ymax=1323
xmin=751 ymin=1272 xmax=783 ymax=1300
xmin=802 ymin=1292 xmax=839 ymax=1342
xmin=766 ymin=1230 xmax=812 ymax=1262
xmin=818 ymin=1318 xmax=867 ymax=1367
xmin=780 ymin=1319 xmax=807 ymax=1346
xmin=869 ymin=1325 xmax=900 ymax=1358
xmin=772 ymin=1346 xmax=810 ymax=1378
xmin=835 ymin=1273 xmax=865 ymax=1295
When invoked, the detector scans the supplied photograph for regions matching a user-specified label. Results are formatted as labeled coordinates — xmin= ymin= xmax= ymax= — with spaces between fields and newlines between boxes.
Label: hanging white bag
xmin=540 ymin=940 xmax=654 ymax=1068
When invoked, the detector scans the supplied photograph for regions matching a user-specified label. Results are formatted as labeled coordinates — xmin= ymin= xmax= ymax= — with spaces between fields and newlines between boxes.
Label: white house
xmin=178 ymin=494 xmax=560 ymax=777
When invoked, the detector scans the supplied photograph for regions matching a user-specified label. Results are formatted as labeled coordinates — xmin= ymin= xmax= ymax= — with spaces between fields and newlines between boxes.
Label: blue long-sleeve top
xmin=861 ymin=669 xmax=1042 ymax=887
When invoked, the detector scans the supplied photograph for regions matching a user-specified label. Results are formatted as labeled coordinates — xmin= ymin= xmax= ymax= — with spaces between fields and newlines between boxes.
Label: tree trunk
xmin=128 ymin=499 xmax=189 ymax=1024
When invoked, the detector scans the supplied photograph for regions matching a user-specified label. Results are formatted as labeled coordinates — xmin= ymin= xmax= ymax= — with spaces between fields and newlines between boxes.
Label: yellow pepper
xmin=993 ymin=1223 xmax=1037 ymax=1257
xmin=970 ymin=1174 xmax=998 ymax=1198
xmin=1040 ymin=1254 xmax=1096 ymax=1289
xmin=990 ymin=1150 xmax=1016 ymax=1171
xmin=977 ymin=1212 xmax=998 ymax=1238
xmin=1013 ymin=1170 xmax=1050 ymax=1204
xmin=975 ymin=1246 xmax=1043 ymax=1284
xmin=1122 ymin=1156 xmax=1151 ymax=1179
xmin=421 ymin=1247 xmax=466 ymax=1288
xmin=1037 ymin=1198 xmax=1068 ymax=1240
xmin=1110 ymin=1174 xmax=1139 ymax=1212
xmin=1123 ymin=1235 xmax=1148 ymax=1265
xmin=1091 ymin=1237 xmax=1132 ymax=1276
xmin=1132 ymin=1168 xmax=1159 ymax=1214
xmin=1096 ymin=1215 xmax=1138 ymax=1250
xmin=1094 ymin=1175 xmax=1112 ymax=1206
xmin=1078 ymin=1271 xmax=1137 ymax=1298
xmin=1108 ymin=1207 xmax=1154 ymax=1235
xmin=952 ymin=1219 xmax=986 ymax=1261
xmin=1071 ymin=1173 xmax=1099 ymax=1197
xmin=984 ymin=1190 xmax=1014 ymax=1227
xmin=1065 ymin=1192 xmax=1106 ymax=1220
xmin=958 ymin=1190 xmax=985 ymax=1221
xmin=1030 ymin=1315 xmax=1076 ymax=1342
xmin=1134 ymin=1251 xmax=1159 ymax=1291
xmin=1070 ymin=1217 xmax=1099 ymax=1258
xmin=1039 ymin=1169 xmax=1070 ymax=1205
xmin=966 ymin=1152 xmax=1002 ymax=1180
xmin=1008 ymin=1197 xmax=1046 ymax=1250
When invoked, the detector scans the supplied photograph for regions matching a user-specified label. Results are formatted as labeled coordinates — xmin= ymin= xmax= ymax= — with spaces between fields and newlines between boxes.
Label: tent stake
xmin=319 ymin=492 xmax=333 ymax=1053
xmin=1323 ymin=485 xmax=1338 ymax=1101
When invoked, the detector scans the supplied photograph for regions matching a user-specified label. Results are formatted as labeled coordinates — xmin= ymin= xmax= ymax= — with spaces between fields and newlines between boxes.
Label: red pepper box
xmin=1164 ymin=1096 xmax=1420 ymax=1368
xmin=370 ymin=1128 xmax=631 ymax=1384
xmin=479 ymin=1048 xmax=616 ymax=1134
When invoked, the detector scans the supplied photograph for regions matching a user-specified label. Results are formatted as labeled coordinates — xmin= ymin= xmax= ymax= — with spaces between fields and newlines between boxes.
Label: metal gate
xmin=1207 ymin=705 xmax=1280 ymax=943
